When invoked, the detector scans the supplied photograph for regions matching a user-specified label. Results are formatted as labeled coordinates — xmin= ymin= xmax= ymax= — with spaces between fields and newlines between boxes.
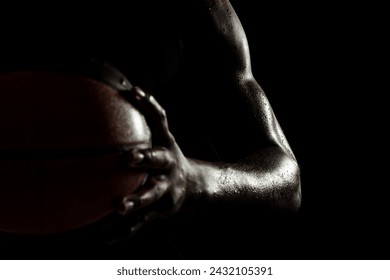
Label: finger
xmin=118 ymin=175 xmax=169 ymax=214
xmin=121 ymin=86 xmax=174 ymax=146
xmin=126 ymin=147 xmax=175 ymax=169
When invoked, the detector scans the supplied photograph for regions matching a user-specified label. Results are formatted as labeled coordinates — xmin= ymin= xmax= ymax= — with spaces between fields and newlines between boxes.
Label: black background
xmin=0 ymin=0 xmax=384 ymax=260
xmin=229 ymin=1 xmax=386 ymax=259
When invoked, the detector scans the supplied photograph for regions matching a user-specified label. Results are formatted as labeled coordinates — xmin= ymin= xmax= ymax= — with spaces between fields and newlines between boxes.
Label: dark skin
xmin=114 ymin=0 xmax=301 ymax=236
xmin=0 ymin=0 xmax=300 ymax=260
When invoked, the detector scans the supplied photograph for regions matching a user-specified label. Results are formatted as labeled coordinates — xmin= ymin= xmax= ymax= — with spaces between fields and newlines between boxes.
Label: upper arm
xmin=199 ymin=0 xmax=253 ymax=78
xmin=179 ymin=0 xmax=252 ymax=79
xmin=173 ymin=0 xmax=295 ymax=161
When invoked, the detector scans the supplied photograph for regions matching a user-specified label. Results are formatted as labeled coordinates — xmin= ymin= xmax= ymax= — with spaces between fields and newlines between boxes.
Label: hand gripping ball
xmin=0 ymin=69 xmax=151 ymax=234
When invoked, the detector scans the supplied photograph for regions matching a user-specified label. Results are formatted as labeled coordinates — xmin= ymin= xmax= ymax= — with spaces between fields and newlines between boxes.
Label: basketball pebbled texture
xmin=0 ymin=71 xmax=151 ymax=234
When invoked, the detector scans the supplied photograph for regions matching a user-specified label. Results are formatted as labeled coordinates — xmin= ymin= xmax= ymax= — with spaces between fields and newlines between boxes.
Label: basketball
xmin=0 ymin=70 xmax=151 ymax=234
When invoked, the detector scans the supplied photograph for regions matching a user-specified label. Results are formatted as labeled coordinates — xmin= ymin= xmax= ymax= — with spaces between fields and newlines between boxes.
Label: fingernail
xmin=125 ymin=201 xmax=135 ymax=211
xmin=132 ymin=87 xmax=147 ymax=100
xmin=127 ymin=150 xmax=144 ymax=166
xmin=118 ymin=200 xmax=134 ymax=215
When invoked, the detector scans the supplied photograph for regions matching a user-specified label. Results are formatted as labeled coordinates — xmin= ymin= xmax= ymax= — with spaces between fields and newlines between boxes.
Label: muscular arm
xmin=183 ymin=0 xmax=301 ymax=211
xmin=118 ymin=0 xmax=301 ymax=233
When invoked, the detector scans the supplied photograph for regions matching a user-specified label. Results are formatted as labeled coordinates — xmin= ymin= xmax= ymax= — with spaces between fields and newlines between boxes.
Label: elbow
xmin=287 ymin=165 xmax=301 ymax=213
xmin=280 ymin=157 xmax=301 ymax=213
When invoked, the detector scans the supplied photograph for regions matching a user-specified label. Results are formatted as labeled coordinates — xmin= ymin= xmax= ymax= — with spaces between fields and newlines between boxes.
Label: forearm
xmin=186 ymin=146 xmax=301 ymax=213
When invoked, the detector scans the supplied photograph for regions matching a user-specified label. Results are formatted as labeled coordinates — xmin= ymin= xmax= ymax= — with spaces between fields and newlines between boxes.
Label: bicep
xmin=201 ymin=0 xmax=253 ymax=77
xmin=174 ymin=0 xmax=294 ymax=160
xmin=197 ymin=76 xmax=294 ymax=162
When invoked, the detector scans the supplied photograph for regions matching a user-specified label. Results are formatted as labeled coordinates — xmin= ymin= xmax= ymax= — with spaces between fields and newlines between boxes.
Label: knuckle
xmin=139 ymin=195 xmax=151 ymax=207
xmin=164 ymin=155 xmax=176 ymax=169
xmin=173 ymin=187 xmax=185 ymax=204
xmin=148 ymin=94 xmax=156 ymax=103
xmin=165 ymin=188 xmax=181 ymax=207
xmin=159 ymin=108 xmax=167 ymax=121
xmin=143 ymin=149 xmax=155 ymax=163
xmin=155 ymin=174 xmax=168 ymax=181
xmin=177 ymin=173 xmax=185 ymax=183
xmin=166 ymin=133 xmax=176 ymax=145
xmin=154 ymin=184 xmax=165 ymax=198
